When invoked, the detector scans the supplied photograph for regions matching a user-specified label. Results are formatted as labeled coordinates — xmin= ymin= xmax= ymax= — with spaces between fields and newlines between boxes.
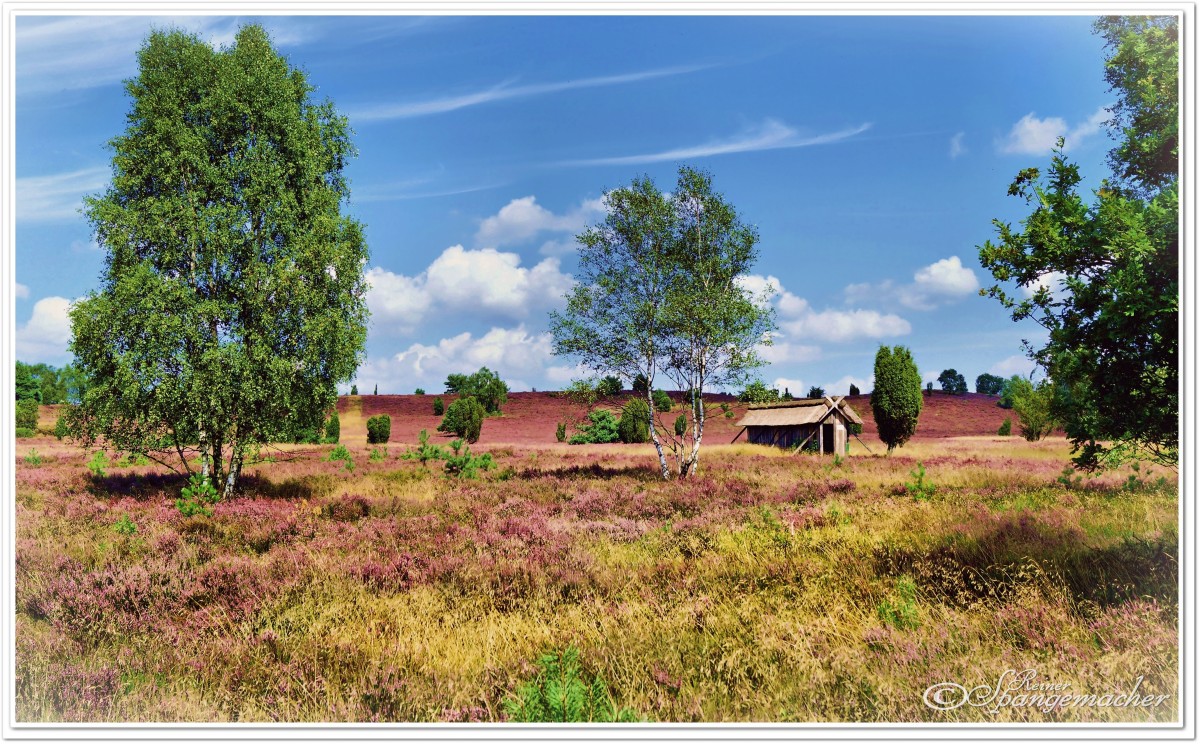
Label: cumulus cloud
xmin=15 ymin=296 xmax=74 ymax=363
xmin=739 ymin=273 xmax=911 ymax=347
xmin=988 ymin=354 xmax=1040 ymax=379
xmin=15 ymin=283 xmax=30 ymax=300
xmin=1020 ymin=271 xmax=1070 ymax=302
xmin=949 ymin=131 xmax=967 ymax=158
xmin=844 ymin=256 xmax=978 ymax=311
xmin=998 ymin=106 xmax=1109 ymax=155
xmin=366 ymin=246 xmax=573 ymax=335
xmin=772 ymin=378 xmax=806 ymax=396
xmin=356 ymin=325 xmax=556 ymax=392
xmin=475 ymin=196 xmax=604 ymax=248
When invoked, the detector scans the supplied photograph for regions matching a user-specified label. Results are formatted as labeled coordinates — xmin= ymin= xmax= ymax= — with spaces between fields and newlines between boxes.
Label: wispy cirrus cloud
xmin=348 ymin=64 xmax=710 ymax=122
xmin=562 ymin=119 xmax=872 ymax=166
xmin=16 ymin=166 xmax=109 ymax=223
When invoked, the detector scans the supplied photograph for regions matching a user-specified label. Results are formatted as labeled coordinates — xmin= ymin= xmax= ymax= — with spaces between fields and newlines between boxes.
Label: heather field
xmin=13 ymin=397 xmax=1178 ymax=723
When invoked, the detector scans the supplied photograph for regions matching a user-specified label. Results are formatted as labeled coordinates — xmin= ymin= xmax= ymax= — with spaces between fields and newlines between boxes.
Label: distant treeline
xmin=14 ymin=361 xmax=86 ymax=405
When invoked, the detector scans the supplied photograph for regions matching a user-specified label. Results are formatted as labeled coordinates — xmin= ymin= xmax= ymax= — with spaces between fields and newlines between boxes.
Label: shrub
xmin=326 ymin=444 xmax=355 ymax=471
xmin=904 ymin=462 xmax=935 ymax=501
xmin=350 ymin=384 xmax=358 ymax=396
xmin=175 ymin=473 xmax=220 ymax=517
xmin=442 ymin=441 xmax=494 ymax=479
xmin=369 ymin=447 xmax=386 ymax=462
xmin=366 ymin=414 xmax=392 ymax=444
xmin=597 ymin=375 xmax=622 ymax=397
xmin=15 ymin=399 xmax=38 ymax=430
xmin=938 ymin=369 xmax=968 ymax=395
xmin=555 ymin=421 xmax=567 ymax=443
xmin=15 ymin=428 xmax=35 ymax=439
xmin=871 ymin=345 xmax=922 ymax=452
xmin=569 ymin=409 xmax=620 ymax=445
xmin=652 ymin=389 xmax=672 ymax=412
xmin=807 ymin=385 xmax=825 ymax=399
xmin=438 ymin=396 xmax=485 ymax=443
xmin=1011 ymin=379 xmax=1057 ymax=441
xmin=444 ymin=367 xmax=508 ymax=414
xmin=849 ymin=383 xmax=861 ymax=396
xmin=400 ymin=429 xmax=448 ymax=465
xmin=878 ymin=576 xmax=920 ymax=630
xmin=113 ymin=514 xmax=138 ymax=536
xmin=998 ymin=374 xmax=1027 ymax=409
xmin=414 ymin=388 xmax=426 ymax=395
xmin=925 ymin=382 xmax=933 ymax=395
xmin=433 ymin=397 xmax=445 ymax=416
xmin=503 ymin=647 xmax=639 ymax=723
xmin=780 ymin=387 xmax=794 ymax=401
xmin=632 ymin=373 xmax=649 ymax=394
xmin=738 ymin=380 xmax=779 ymax=404
xmin=53 ymin=414 xmax=70 ymax=440
xmin=23 ymin=448 xmax=43 ymax=466
xmin=998 ymin=418 xmax=1012 ymax=436
xmin=373 ymin=384 xmax=378 ymax=395
xmin=324 ymin=412 xmax=340 ymax=443
xmin=87 ymin=451 xmax=109 ymax=478
xmin=617 ymin=398 xmax=650 ymax=444
xmin=976 ymin=373 xmax=1005 ymax=396
xmin=673 ymin=414 xmax=687 ymax=437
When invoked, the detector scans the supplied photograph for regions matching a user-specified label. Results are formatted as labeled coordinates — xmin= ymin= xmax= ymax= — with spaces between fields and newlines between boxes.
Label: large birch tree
xmin=69 ymin=25 xmax=369 ymax=497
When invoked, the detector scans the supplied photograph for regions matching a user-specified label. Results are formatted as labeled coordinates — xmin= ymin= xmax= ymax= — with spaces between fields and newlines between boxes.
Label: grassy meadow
xmin=13 ymin=425 xmax=1178 ymax=723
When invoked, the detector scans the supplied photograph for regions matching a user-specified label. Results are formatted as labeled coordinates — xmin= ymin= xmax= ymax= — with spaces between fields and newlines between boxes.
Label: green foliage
xmin=977 ymin=18 xmax=1177 ymax=471
xmin=326 ymin=444 xmax=355 ymax=472
xmin=555 ymin=421 xmax=567 ymax=443
xmin=69 ymin=25 xmax=369 ymax=497
xmin=503 ymin=647 xmax=639 ymax=723
xmin=1010 ymin=379 xmax=1057 ymax=441
xmin=878 ymin=576 xmax=920 ymax=630
xmin=631 ymin=373 xmax=649 ymax=394
xmin=569 ymin=409 xmax=620 ymax=445
xmin=414 ymin=388 xmax=425 ymax=396
xmin=444 ymin=367 xmax=508 ymax=414
xmin=350 ymin=385 xmax=358 ymax=396
xmin=175 ymin=473 xmax=220 ymax=518
xmin=807 ymin=385 xmax=825 ymax=399
xmin=113 ymin=514 xmax=138 ymax=536
xmin=15 ymin=362 xmax=41 ymax=402
xmin=738 ymin=380 xmax=779 ymax=404
xmin=23 ymin=449 xmax=43 ymax=466
xmin=848 ymin=422 xmax=863 ymax=436
xmin=937 ymin=369 xmax=968 ymax=395
xmin=673 ymin=414 xmax=687 ymax=437
xmin=849 ymin=383 xmax=861 ymax=396
xmin=780 ymin=387 xmax=794 ymax=401
xmin=369 ymin=447 xmax=386 ymax=462
xmin=925 ymin=382 xmax=933 ymax=395
xmin=373 ymin=384 xmax=378 ymax=395
xmin=998 ymin=418 xmax=1012 ymax=437
xmin=87 ymin=451 xmax=109 ymax=479
xmin=432 ymin=397 xmax=444 ymax=416
xmin=324 ymin=412 xmax=340 ymax=444
xmin=53 ymin=413 xmax=71 ymax=440
xmin=904 ymin=462 xmax=936 ymax=501
xmin=15 ymin=399 xmax=39 ymax=431
xmin=14 ymin=428 xmax=36 ymax=439
xmin=975 ymin=373 xmax=1005 ymax=396
xmin=652 ymin=389 xmax=673 ymax=413
xmin=549 ymin=166 xmax=776 ymax=480
xmin=562 ymin=378 xmax=603 ymax=413
xmin=871 ymin=346 xmax=923 ymax=453
xmin=597 ymin=375 xmax=623 ymax=397
xmin=366 ymin=414 xmax=392 ymax=444
xmin=617 ymin=397 xmax=651 ymax=444
xmin=442 ymin=441 xmax=494 ymax=479
xmin=400 ymin=429 xmax=448 ymax=465
xmin=438 ymin=396 xmax=485 ymax=443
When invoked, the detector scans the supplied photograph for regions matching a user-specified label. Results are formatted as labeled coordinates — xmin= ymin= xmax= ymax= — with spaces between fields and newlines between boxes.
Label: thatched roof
xmin=737 ymin=397 xmax=863 ymax=427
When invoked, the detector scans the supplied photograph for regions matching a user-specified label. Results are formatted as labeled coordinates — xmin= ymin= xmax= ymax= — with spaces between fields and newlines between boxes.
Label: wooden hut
xmin=734 ymin=396 xmax=863 ymax=454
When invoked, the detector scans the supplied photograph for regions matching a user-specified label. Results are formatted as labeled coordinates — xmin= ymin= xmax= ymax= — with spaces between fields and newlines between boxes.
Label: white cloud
xmin=757 ymin=339 xmax=822 ymax=365
xmin=348 ymin=64 xmax=709 ymax=122
xmin=538 ymin=238 xmax=582 ymax=258
xmin=15 ymin=283 xmax=30 ymax=300
xmin=772 ymin=378 xmax=805 ymax=397
xmin=740 ymin=273 xmax=911 ymax=345
xmin=16 ymin=166 xmax=108 ymax=223
xmin=1020 ymin=270 xmax=1070 ymax=302
xmin=16 ymin=16 xmax=315 ymax=97
xmin=475 ymin=196 xmax=604 ymax=248
xmin=356 ymin=325 xmax=556 ymax=392
xmin=822 ymin=374 xmax=872 ymax=396
xmin=844 ymin=256 xmax=978 ymax=312
xmin=15 ymin=296 xmax=74 ymax=363
xmin=564 ymin=119 xmax=872 ymax=166
xmin=998 ymin=106 xmax=1109 ymax=155
xmin=366 ymin=246 xmax=573 ymax=335
xmin=988 ymin=354 xmax=1040 ymax=379
xmin=950 ymin=131 xmax=966 ymax=158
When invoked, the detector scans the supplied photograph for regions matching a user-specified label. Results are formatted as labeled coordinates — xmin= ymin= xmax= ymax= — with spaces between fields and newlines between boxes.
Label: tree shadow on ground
xmin=526 ymin=462 xmax=664 ymax=482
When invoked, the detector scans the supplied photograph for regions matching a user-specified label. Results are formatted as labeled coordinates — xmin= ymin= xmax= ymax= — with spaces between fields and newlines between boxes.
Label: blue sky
xmin=12 ymin=13 xmax=1118 ymax=395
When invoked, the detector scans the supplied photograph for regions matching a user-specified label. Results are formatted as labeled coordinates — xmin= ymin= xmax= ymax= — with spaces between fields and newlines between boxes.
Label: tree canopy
xmin=550 ymin=166 xmax=774 ymax=478
xmin=69 ymin=25 xmax=369 ymax=496
xmin=977 ymin=16 xmax=1177 ymax=470
xmin=445 ymin=367 xmax=509 ymax=414
xmin=871 ymin=346 xmax=923 ymax=453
